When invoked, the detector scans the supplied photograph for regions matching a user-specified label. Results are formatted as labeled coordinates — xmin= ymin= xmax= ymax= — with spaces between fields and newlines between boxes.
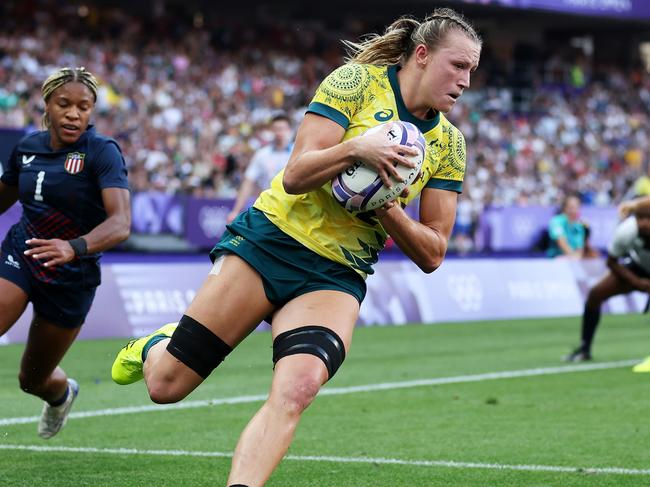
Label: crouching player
xmin=565 ymin=206 xmax=650 ymax=370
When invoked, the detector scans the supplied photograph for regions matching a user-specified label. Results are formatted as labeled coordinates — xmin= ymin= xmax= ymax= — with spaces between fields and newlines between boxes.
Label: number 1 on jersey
xmin=34 ymin=170 xmax=45 ymax=201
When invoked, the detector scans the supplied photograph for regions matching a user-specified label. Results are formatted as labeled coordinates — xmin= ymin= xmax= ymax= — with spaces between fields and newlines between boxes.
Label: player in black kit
xmin=0 ymin=67 xmax=131 ymax=438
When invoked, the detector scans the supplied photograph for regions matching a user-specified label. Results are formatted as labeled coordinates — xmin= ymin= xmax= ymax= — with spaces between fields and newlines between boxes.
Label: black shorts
xmin=624 ymin=258 xmax=650 ymax=279
xmin=0 ymin=242 xmax=97 ymax=328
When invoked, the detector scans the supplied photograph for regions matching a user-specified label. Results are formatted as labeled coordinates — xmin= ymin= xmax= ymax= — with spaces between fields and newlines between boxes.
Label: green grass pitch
xmin=1 ymin=313 xmax=649 ymax=486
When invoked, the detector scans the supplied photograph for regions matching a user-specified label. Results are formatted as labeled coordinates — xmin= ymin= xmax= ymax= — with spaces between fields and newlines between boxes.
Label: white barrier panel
xmin=1 ymin=257 xmax=646 ymax=345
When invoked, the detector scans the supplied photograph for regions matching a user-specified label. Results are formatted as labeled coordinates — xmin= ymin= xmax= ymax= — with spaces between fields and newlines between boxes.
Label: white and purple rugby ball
xmin=331 ymin=120 xmax=425 ymax=212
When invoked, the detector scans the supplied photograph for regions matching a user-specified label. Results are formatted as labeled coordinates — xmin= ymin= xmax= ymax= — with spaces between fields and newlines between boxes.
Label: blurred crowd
xmin=0 ymin=5 xmax=343 ymax=197
xmin=1 ymin=5 xmax=650 ymax=249
xmin=457 ymin=67 xmax=650 ymax=220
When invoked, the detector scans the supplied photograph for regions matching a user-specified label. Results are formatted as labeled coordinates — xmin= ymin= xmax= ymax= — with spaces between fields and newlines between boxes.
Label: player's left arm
xmin=79 ymin=187 xmax=132 ymax=253
xmin=375 ymin=187 xmax=457 ymax=273
xmin=24 ymin=188 xmax=131 ymax=267
xmin=81 ymin=139 xmax=132 ymax=253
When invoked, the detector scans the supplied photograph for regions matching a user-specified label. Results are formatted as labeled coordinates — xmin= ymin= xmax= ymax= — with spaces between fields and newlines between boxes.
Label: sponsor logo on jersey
xmin=374 ymin=109 xmax=394 ymax=122
xmin=64 ymin=152 xmax=85 ymax=174
xmin=4 ymin=254 xmax=20 ymax=269
xmin=22 ymin=155 xmax=35 ymax=166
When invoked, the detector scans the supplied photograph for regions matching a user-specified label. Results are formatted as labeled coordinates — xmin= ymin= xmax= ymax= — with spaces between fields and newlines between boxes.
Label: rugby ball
xmin=331 ymin=121 xmax=425 ymax=212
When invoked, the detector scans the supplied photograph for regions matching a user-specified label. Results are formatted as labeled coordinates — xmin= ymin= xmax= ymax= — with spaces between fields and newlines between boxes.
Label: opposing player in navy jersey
xmin=0 ymin=67 xmax=131 ymax=438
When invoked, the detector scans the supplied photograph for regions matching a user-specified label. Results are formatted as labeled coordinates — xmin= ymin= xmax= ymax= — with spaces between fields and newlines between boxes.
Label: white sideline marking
xmin=0 ymin=359 xmax=639 ymax=427
xmin=0 ymin=444 xmax=649 ymax=476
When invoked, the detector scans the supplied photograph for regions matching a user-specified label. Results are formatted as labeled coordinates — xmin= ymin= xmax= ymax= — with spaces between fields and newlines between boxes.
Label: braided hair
xmin=41 ymin=67 xmax=98 ymax=129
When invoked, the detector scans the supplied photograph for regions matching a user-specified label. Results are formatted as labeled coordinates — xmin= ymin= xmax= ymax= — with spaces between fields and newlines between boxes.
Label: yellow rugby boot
xmin=633 ymin=356 xmax=650 ymax=373
xmin=111 ymin=322 xmax=178 ymax=385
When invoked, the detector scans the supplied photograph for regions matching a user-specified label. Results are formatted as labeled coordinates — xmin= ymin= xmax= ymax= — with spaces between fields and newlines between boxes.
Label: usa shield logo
xmin=64 ymin=152 xmax=85 ymax=174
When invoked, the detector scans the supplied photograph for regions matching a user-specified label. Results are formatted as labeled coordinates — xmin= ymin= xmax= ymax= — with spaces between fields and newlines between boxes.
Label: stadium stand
xmin=1 ymin=0 xmax=650 ymax=253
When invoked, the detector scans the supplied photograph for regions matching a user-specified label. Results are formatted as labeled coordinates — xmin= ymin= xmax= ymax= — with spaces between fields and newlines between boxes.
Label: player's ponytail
xmin=343 ymin=8 xmax=481 ymax=66
xmin=343 ymin=16 xmax=420 ymax=65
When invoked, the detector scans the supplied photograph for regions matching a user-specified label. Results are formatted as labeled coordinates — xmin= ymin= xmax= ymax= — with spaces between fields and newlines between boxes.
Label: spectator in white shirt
xmin=227 ymin=113 xmax=293 ymax=223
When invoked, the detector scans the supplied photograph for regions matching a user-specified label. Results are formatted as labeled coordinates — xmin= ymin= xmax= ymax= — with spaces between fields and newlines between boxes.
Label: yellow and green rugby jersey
xmin=254 ymin=63 xmax=466 ymax=278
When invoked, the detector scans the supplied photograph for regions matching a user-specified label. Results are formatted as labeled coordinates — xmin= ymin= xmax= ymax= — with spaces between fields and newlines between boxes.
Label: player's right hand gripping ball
xmin=331 ymin=120 xmax=425 ymax=212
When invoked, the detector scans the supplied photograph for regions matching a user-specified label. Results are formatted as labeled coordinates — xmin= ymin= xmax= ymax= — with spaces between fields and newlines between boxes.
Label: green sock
xmin=142 ymin=335 xmax=169 ymax=362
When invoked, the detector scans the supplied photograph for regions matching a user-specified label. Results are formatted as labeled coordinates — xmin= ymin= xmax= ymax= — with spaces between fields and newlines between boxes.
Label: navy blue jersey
xmin=1 ymin=125 xmax=129 ymax=286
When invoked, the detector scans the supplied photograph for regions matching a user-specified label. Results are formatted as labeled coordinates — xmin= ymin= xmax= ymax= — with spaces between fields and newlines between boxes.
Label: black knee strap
xmin=272 ymin=326 xmax=346 ymax=380
xmin=167 ymin=315 xmax=233 ymax=379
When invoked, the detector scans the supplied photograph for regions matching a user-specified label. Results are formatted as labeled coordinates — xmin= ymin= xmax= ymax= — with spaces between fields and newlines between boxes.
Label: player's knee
xmin=147 ymin=314 xmax=233 ymax=404
xmin=275 ymin=371 xmax=323 ymax=416
xmin=586 ymin=289 xmax=604 ymax=307
xmin=271 ymin=326 xmax=347 ymax=415
xmin=18 ymin=370 xmax=44 ymax=395
xmin=146 ymin=374 xmax=186 ymax=404
xmin=17 ymin=371 xmax=32 ymax=393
